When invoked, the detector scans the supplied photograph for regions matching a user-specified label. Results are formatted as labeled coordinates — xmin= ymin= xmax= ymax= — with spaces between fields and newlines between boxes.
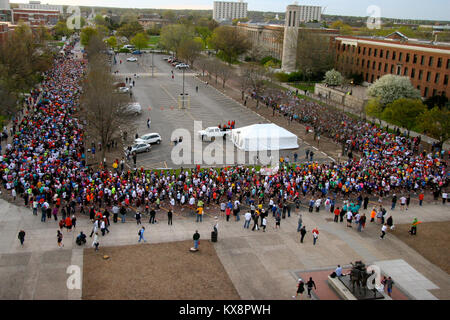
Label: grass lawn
xmin=290 ymin=82 xmax=316 ymax=93
xmin=148 ymin=35 xmax=160 ymax=47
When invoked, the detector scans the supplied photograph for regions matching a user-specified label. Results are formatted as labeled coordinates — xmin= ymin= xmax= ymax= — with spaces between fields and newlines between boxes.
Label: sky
xmin=11 ymin=0 xmax=450 ymax=21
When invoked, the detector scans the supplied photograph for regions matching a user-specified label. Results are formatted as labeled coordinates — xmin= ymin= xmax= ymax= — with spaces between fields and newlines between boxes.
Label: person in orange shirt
xmin=334 ymin=207 xmax=340 ymax=223
xmin=370 ymin=207 xmax=377 ymax=222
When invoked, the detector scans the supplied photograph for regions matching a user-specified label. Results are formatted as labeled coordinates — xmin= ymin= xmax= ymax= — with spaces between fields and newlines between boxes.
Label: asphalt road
xmin=111 ymin=53 xmax=329 ymax=169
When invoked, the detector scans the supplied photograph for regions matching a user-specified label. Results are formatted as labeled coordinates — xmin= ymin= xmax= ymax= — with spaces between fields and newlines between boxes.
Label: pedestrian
xmin=18 ymin=230 xmax=25 ymax=246
xmin=363 ymin=195 xmax=369 ymax=210
xmin=400 ymin=195 xmax=406 ymax=211
xmin=346 ymin=210 xmax=353 ymax=228
xmin=89 ymin=220 xmax=98 ymax=237
xmin=358 ymin=213 xmax=366 ymax=232
xmin=58 ymin=218 xmax=65 ymax=231
xmin=244 ymin=211 xmax=251 ymax=229
xmin=57 ymin=230 xmax=64 ymax=248
xmin=193 ymin=230 xmax=200 ymax=250
xmin=443 ymin=191 xmax=448 ymax=205
xmin=384 ymin=277 xmax=395 ymax=297
xmin=293 ymin=279 xmax=305 ymax=299
xmin=120 ymin=206 xmax=127 ymax=223
xmin=380 ymin=223 xmax=388 ymax=239
xmin=418 ymin=192 xmax=424 ymax=206
xmin=370 ymin=207 xmax=376 ymax=222
xmin=312 ymin=227 xmax=319 ymax=245
xmin=386 ymin=215 xmax=394 ymax=230
xmin=196 ymin=86 xmax=198 ymax=93
xmin=306 ymin=277 xmax=317 ymax=298
xmin=71 ymin=215 xmax=77 ymax=229
xmin=252 ymin=211 xmax=260 ymax=231
xmin=135 ymin=211 xmax=142 ymax=225
xmin=409 ymin=218 xmax=420 ymax=235
xmin=297 ymin=214 xmax=303 ymax=232
xmin=168 ymin=209 xmax=173 ymax=225
xmin=262 ymin=216 xmax=267 ymax=232
xmin=92 ymin=232 xmax=99 ymax=251
xmin=391 ymin=194 xmax=397 ymax=210
xmin=196 ymin=206 xmax=203 ymax=223
xmin=65 ymin=215 xmax=72 ymax=232
xmin=138 ymin=226 xmax=147 ymax=243
xmin=147 ymin=118 xmax=151 ymax=129
xmin=149 ymin=208 xmax=156 ymax=224
xmin=275 ymin=214 xmax=281 ymax=229
xmin=333 ymin=207 xmax=340 ymax=223
xmin=300 ymin=226 xmax=306 ymax=243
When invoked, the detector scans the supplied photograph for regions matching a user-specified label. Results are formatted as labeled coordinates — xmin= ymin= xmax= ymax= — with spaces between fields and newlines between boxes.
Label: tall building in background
xmin=0 ymin=0 xmax=10 ymax=10
xmin=19 ymin=1 xmax=63 ymax=14
xmin=213 ymin=1 xmax=248 ymax=22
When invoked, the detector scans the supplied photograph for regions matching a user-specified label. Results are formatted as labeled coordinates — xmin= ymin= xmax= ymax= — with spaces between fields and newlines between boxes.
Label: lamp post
xmin=181 ymin=67 xmax=185 ymax=109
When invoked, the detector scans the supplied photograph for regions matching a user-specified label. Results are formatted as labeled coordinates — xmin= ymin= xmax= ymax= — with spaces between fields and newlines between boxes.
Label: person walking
xmin=92 ymin=232 xmax=99 ymax=251
xmin=275 ymin=214 xmax=281 ymax=229
xmin=168 ymin=209 xmax=173 ymax=225
xmin=18 ymin=230 xmax=25 ymax=246
xmin=409 ymin=218 xmax=420 ymax=235
xmin=312 ymin=227 xmax=319 ymax=245
xmin=71 ymin=215 xmax=77 ymax=229
xmin=386 ymin=215 xmax=394 ymax=230
xmin=391 ymin=194 xmax=397 ymax=210
xmin=196 ymin=206 xmax=203 ymax=223
xmin=306 ymin=277 xmax=317 ymax=298
xmin=57 ymin=230 xmax=64 ymax=248
xmin=147 ymin=118 xmax=151 ymax=129
xmin=297 ymin=214 xmax=303 ymax=232
xmin=300 ymin=226 xmax=307 ymax=243
xmin=193 ymin=230 xmax=200 ymax=250
xmin=138 ymin=226 xmax=147 ymax=243
xmin=244 ymin=211 xmax=251 ymax=229
xmin=293 ymin=279 xmax=305 ymax=299
xmin=261 ymin=216 xmax=267 ymax=232
xmin=65 ymin=215 xmax=72 ymax=232
xmin=252 ymin=211 xmax=260 ymax=231
xmin=384 ymin=277 xmax=395 ymax=297
xmin=380 ymin=223 xmax=388 ymax=239
xmin=120 ymin=206 xmax=127 ymax=223
xmin=358 ymin=213 xmax=366 ymax=232
xmin=418 ymin=192 xmax=424 ymax=206
xmin=333 ymin=207 xmax=340 ymax=223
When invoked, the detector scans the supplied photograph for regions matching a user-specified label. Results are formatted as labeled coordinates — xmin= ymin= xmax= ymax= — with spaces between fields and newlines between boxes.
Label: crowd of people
xmin=0 ymin=40 xmax=448 ymax=253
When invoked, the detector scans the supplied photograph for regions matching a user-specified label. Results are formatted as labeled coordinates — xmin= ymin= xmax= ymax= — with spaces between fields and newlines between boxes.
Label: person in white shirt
xmin=400 ymin=196 xmax=406 ymax=211
xmin=262 ymin=217 xmax=267 ymax=232
xmin=244 ymin=212 xmax=252 ymax=229
xmin=442 ymin=192 xmax=448 ymax=205
xmin=380 ymin=223 xmax=388 ymax=239
xmin=346 ymin=211 xmax=353 ymax=228
xmin=92 ymin=232 xmax=99 ymax=251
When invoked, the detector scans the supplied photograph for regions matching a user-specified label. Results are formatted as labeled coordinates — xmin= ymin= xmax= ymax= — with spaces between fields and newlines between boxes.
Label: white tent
xmin=231 ymin=124 xmax=299 ymax=152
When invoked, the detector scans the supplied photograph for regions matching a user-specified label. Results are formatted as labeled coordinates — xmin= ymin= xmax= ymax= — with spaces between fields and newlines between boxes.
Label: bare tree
xmin=196 ymin=56 xmax=211 ymax=77
xmin=81 ymin=52 xmax=130 ymax=161
xmin=206 ymin=57 xmax=221 ymax=85
xmin=241 ymin=63 xmax=267 ymax=107
xmin=218 ymin=62 xmax=234 ymax=89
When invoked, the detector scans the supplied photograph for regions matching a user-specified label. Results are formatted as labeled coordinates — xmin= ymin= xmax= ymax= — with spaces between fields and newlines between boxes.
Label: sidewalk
xmin=0 ymin=196 xmax=448 ymax=300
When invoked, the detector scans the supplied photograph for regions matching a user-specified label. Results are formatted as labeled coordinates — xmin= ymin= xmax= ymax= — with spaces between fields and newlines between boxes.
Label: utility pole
xmin=182 ymin=67 xmax=185 ymax=109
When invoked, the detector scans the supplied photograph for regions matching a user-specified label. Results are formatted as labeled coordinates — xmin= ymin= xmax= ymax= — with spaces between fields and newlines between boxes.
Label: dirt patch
xmin=391 ymin=222 xmax=450 ymax=275
xmin=82 ymin=240 xmax=240 ymax=300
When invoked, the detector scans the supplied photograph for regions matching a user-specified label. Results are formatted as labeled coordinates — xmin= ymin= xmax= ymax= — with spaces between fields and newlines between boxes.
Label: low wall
xmin=315 ymin=84 xmax=366 ymax=113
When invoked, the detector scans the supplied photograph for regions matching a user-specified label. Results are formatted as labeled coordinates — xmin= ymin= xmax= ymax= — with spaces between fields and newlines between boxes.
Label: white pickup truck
xmin=198 ymin=127 xmax=232 ymax=141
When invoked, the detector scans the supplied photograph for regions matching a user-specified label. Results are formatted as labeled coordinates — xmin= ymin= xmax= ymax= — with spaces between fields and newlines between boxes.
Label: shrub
xmin=274 ymin=72 xmax=290 ymax=82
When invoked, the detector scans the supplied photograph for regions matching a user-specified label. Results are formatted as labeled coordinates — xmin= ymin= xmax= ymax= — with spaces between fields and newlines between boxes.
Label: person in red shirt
xmin=419 ymin=192 xmax=424 ymax=206
xmin=334 ymin=207 xmax=340 ymax=223
xmin=65 ymin=216 xmax=72 ymax=232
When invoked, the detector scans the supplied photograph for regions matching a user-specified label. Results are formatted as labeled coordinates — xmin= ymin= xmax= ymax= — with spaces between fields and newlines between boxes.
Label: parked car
xmin=126 ymin=57 xmax=138 ymax=62
xmin=116 ymin=86 xmax=130 ymax=93
xmin=164 ymin=56 xmax=174 ymax=61
xmin=135 ymin=133 xmax=162 ymax=145
xmin=132 ymin=50 xmax=142 ymax=55
xmin=126 ymin=143 xmax=151 ymax=154
xmin=198 ymin=126 xmax=231 ymax=141
xmin=123 ymin=102 xmax=142 ymax=115
xmin=123 ymin=44 xmax=135 ymax=50
xmin=175 ymin=63 xmax=189 ymax=69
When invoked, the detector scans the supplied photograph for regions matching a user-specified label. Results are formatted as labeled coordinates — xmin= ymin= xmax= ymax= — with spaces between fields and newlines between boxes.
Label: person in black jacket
xmin=18 ymin=230 xmax=25 ymax=246
xmin=300 ymin=226 xmax=306 ymax=243
xmin=193 ymin=230 xmax=200 ymax=250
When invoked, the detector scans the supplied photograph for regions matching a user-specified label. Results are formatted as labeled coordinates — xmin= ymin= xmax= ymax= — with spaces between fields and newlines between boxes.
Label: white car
xmin=127 ymin=57 xmax=138 ymax=62
xmin=135 ymin=133 xmax=162 ymax=145
xmin=117 ymin=86 xmax=129 ymax=93
xmin=175 ymin=63 xmax=189 ymax=69
xmin=198 ymin=126 xmax=231 ymax=141
xmin=123 ymin=45 xmax=135 ymax=50
xmin=123 ymin=102 xmax=142 ymax=115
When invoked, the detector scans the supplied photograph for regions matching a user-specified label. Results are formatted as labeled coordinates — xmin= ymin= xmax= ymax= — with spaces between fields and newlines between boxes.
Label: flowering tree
xmin=324 ymin=69 xmax=344 ymax=86
xmin=367 ymin=74 xmax=421 ymax=106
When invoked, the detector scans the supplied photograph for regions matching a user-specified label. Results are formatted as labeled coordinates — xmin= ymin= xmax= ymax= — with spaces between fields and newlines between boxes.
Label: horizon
xmin=9 ymin=0 xmax=450 ymax=22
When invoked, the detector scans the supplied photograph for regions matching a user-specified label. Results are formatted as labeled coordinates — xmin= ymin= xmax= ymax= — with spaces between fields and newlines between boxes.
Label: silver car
xmin=135 ymin=133 xmax=162 ymax=145
xmin=128 ymin=143 xmax=151 ymax=154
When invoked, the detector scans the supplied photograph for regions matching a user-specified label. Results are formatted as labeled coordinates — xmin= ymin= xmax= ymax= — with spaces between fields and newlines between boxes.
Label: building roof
xmin=336 ymin=34 xmax=450 ymax=50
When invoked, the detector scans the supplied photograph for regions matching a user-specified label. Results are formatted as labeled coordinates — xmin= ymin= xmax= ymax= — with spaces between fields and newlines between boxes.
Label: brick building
xmin=12 ymin=8 xmax=59 ymax=26
xmin=334 ymin=32 xmax=450 ymax=98
xmin=0 ymin=22 xmax=8 ymax=43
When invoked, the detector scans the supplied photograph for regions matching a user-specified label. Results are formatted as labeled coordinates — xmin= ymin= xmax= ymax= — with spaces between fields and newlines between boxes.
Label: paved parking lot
xmin=112 ymin=53 xmax=329 ymax=169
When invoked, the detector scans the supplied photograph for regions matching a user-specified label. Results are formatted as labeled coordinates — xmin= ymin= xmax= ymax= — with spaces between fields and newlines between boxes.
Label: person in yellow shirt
xmin=196 ymin=207 xmax=203 ymax=223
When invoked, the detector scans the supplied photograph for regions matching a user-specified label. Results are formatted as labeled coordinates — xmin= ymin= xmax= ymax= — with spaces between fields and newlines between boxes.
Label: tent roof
xmin=231 ymin=123 xmax=297 ymax=139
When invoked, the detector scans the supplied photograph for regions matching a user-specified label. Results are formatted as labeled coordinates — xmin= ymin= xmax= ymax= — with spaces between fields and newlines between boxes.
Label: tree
xmin=131 ymin=33 xmax=149 ymax=51
xmin=296 ymin=30 xmax=335 ymax=81
xmin=365 ymin=98 xmax=384 ymax=125
xmin=96 ymin=25 xmax=109 ymax=39
xmin=195 ymin=26 xmax=212 ymax=49
xmin=54 ymin=20 xmax=73 ymax=39
xmin=381 ymin=98 xmax=427 ymax=136
xmin=160 ymin=24 xmax=194 ymax=58
xmin=94 ymin=14 xmax=108 ymax=27
xmin=324 ymin=69 xmax=344 ymax=86
xmin=218 ymin=62 xmax=234 ymax=88
xmin=106 ymin=36 xmax=117 ymax=50
xmin=81 ymin=53 xmax=130 ymax=161
xmin=424 ymin=92 xmax=448 ymax=110
xmin=80 ymin=26 xmax=98 ymax=46
xmin=241 ymin=63 xmax=267 ymax=101
xmin=209 ymin=26 xmax=250 ymax=64
xmin=196 ymin=57 xmax=211 ymax=77
xmin=367 ymin=74 xmax=422 ymax=106
xmin=117 ymin=21 xmax=144 ymax=41
xmin=178 ymin=38 xmax=202 ymax=67
xmin=417 ymin=107 xmax=450 ymax=145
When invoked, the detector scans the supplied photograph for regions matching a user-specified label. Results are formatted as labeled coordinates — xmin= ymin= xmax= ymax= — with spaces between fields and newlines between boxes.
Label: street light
xmin=181 ymin=67 xmax=185 ymax=109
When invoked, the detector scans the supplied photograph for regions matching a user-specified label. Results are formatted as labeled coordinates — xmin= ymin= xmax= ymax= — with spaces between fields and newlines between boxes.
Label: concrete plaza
xmin=0 ymin=195 xmax=448 ymax=300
